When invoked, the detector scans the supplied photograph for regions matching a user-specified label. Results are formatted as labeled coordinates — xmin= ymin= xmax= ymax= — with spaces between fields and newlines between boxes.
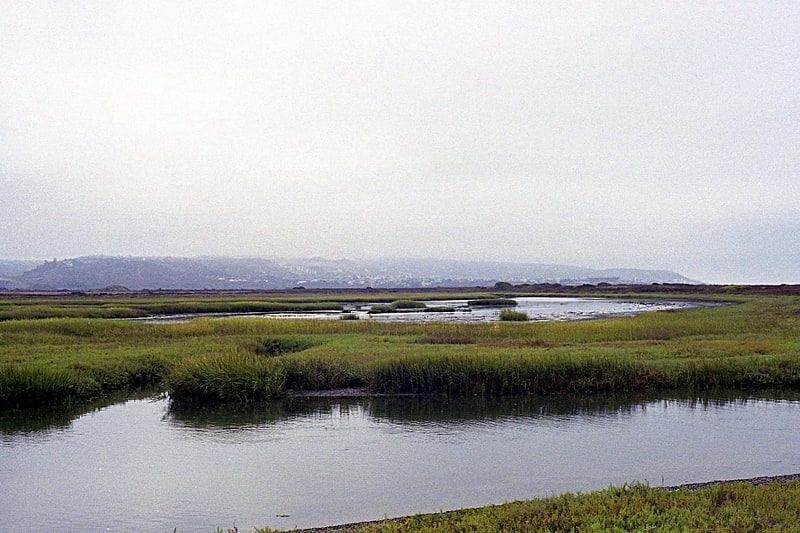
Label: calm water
xmin=140 ymin=296 xmax=703 ymax=323
xmin=2 ymin=393 xmax=799 ymax=532
xmin=359 ymin=296 xmax=699 ymax=323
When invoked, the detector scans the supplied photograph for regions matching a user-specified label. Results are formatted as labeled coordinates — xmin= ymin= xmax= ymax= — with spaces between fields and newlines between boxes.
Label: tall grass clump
xmin=281 ymin=357 xmax=366 ymax=391
xmin=366 ymin=352 xmax=661 ymax=395
xmin=70 ymin=354 xmax=170 ymax=392
xmin=166 ymin=353 xmax=364 ymax=402
xmin=499 ymin=309 xmax=528 ymax=321
xmin=0 ymin=365 xmax=101 ymax=408
xmin=166 ymin=353 xmax=287 ymax=403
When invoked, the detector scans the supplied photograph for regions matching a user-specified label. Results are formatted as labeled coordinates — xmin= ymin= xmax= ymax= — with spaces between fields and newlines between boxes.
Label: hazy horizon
xmin=2 ymin=3 xmax=798 ymax=285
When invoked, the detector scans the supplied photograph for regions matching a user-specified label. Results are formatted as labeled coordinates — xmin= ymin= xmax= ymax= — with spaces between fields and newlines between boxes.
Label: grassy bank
xmin=254 ymin=479 xmax=800 ymax=532
xmin=1 ymin=293 xmax=799 ymax=408
xmin=0 ymin=297 xmax=344 ymax=321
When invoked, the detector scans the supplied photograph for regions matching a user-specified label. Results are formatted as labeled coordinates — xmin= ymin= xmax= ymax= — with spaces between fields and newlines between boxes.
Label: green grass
xmin=255 ymin=481 xmax=800 ymax=533
xmin=0 ymin=295 xmax=345 ymax=321
xmin=499 ymin=309 xmax=528 ymax=321
xmin=1 ymin=293 xmax=799 ymax=407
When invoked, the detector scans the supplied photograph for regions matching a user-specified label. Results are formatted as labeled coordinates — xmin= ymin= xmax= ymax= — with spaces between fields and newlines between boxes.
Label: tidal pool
xmin=2 ymin=392 xmax=798 ymax=531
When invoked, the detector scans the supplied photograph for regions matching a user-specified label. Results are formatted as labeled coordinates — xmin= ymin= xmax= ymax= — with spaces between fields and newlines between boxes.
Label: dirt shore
xmin=297 ymin=473 xmax=800 ymax=532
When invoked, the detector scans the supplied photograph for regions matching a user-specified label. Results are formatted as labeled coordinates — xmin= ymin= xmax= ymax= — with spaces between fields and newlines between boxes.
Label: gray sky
xmin=1 ymin=1 xmax=798 ymax=284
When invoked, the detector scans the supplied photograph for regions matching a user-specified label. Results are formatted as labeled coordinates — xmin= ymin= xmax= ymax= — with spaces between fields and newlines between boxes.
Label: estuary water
xmin=139 ymin=296 xmax=704 ymax=323
xmin=2 ymin=392 xmax=799 ymax=532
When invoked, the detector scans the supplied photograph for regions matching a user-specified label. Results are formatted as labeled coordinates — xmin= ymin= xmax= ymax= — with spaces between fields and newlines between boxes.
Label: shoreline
xmin=297 ymin=473 xmax=800 ymax=532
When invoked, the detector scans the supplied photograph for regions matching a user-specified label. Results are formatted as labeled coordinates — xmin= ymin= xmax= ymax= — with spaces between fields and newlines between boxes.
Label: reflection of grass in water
xmin=163 ymin=388 xmax=800 ymax=437
xmin=0 ymin=388 xmax=158 ymax=435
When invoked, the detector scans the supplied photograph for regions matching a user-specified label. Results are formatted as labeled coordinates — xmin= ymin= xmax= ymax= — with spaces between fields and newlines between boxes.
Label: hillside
xmin=2 ymin=256 xmax=700 ymax=291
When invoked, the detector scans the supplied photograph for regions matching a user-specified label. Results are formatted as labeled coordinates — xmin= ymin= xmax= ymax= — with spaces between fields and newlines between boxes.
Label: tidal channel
xmin=2 ymin=392 xmax=799 ymax=531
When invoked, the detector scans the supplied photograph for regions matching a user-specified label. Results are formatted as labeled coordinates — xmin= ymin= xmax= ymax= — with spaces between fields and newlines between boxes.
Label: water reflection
xmin=5 ymin=389 xmax=797 ymax=442
xmin=2 ymin=390 xmax=799 ymax=532
xmin=165 ymin=390 xmax=800 ymax=431
xmin=0 ymin=389 xmax=160 ymax=438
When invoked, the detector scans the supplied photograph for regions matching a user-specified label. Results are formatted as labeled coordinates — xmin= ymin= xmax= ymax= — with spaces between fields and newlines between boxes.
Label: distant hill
xmin=0 ymin=260 xmax=41 ymax=290
xmin=0 ymin=255 xmax=700 ymax=291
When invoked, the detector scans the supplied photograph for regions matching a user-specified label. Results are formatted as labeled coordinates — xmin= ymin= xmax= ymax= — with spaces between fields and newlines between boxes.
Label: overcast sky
xmin=1 ymin=2 xmax=798 ymax=284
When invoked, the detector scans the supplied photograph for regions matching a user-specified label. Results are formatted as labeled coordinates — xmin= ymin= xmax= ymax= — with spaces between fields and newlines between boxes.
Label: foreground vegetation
xmin=253 ymin=480 xmax=800 ymax=533
xmin=1 ymin=291 xmax=799 ymax=408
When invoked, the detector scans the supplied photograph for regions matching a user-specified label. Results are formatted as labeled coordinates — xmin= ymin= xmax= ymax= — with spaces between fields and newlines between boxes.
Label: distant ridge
xmin=2 ymin=255 xmax=700 ymax=291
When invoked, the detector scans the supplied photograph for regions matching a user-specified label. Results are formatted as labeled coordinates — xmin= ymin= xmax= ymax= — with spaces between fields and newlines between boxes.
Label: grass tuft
xmin=499 ymin=309 xmax=528 ymax=321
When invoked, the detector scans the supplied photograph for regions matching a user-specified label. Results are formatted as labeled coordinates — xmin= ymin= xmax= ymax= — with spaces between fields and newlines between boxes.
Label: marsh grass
xmin=0 ymin=365 xmax=101 ymax=408
xmin=165 ymin=352 xmax=365 ymax=402
xmin=0 ymin=297 xmax=343 ymax=322
xmin=389 ymin=300 xmax=427 ymax=309
xmin=167 ymin=353 xmax=287 ymax=403
xmin=256 ymin=481 xmax=800 ymax=533
xmin=2 ymin=295 xmax=799 ymax=407
xmin=467 ymin=298 xmax=517 ymax=307
xmin=369 ymin=300 xmax=427 ymax=314
xmin=244 ymin=336 xmax=318 ymax=357
xmin=499 ymin=309 xmax=528 ymax=321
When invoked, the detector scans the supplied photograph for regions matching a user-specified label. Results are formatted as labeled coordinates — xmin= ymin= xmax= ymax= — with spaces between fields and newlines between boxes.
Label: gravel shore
xmin=298 ymin=473 xmax=800 ymax=532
